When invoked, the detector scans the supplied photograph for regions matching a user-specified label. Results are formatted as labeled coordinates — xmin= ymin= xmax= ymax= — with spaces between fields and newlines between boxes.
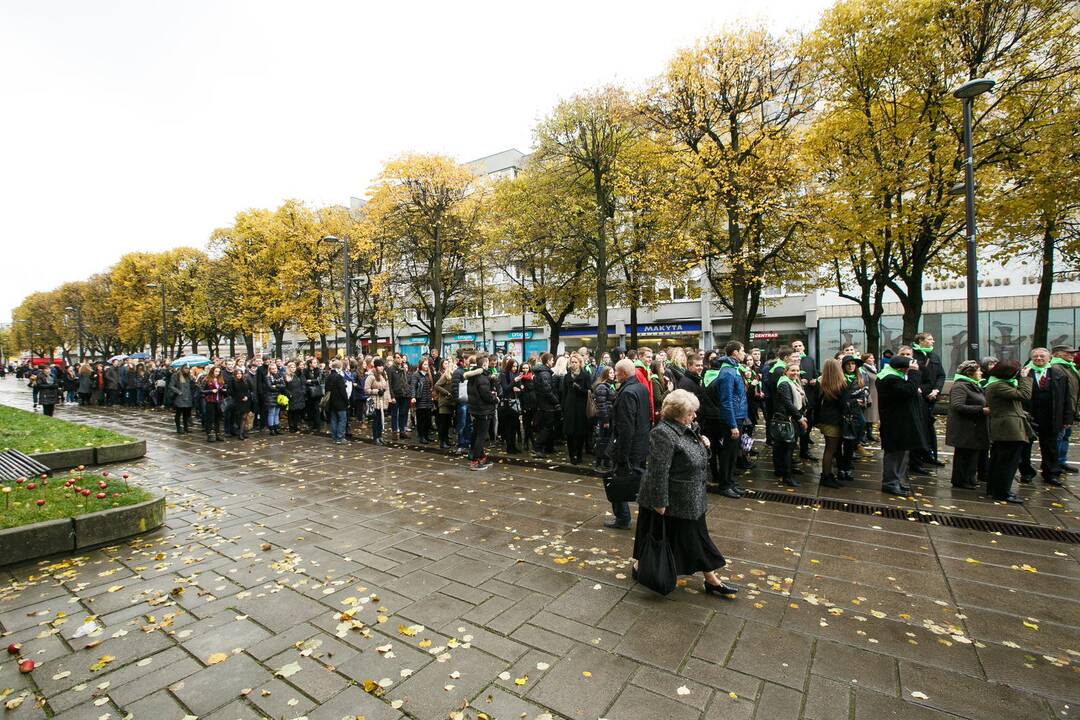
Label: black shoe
xmin=954 ymin=481 xmax=979 ymax=490
xmin=881 ymin=484 xmax=905 ymax=496
xmin=732 ymin=485 xmax=748 ymax=496
xmin=820 ymin=473 xmax=842 ymax=488
xmin=927 ymin=458 xmax=946 ymax=467
xmin=799 ymin=452 xmax=816 ymax=461
xmin=995 ymin=493 xmax=1025 ymax=504
xmin=1061 ymin=465 xmax=1079 ymax=474
xmin=909 ymin=465 xmax=934 ymax=476
xmin=719 ymin=488 xmax=742 ymax=498
xmin=1044 ymin=476 xmax=1065 ymax=487
xmin=790 ymin=466 xmax=804 ymax=476
xmin=1018 ymin=473 xmax=1035 ymax=484
xmin=703 ymin=581 xmax=738 ymax=599
xmin=603 ymin=519 xmax=631 ymax=530
xmin=782 ymin=477 xmax=799 ymax=488
xmin=898 ymin=483 xmax=912 ymax=493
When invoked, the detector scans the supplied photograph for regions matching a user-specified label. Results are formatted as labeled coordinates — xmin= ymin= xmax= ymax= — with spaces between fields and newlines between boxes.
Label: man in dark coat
xmin=1019 ymin=347 xmax=1070 ymax=486
xmin=531 ymin=353 xmax=561 ymax=459
xmin=385 ymin=357 xmax=412 ymax=440
xmin=606 ymin=359 xmax=650 ymax=529
xmin=324 ymin=360 xmax=349 ymax=444
xmin=466 ymin=353 xmax=498 ymax=469
xmin=1051 ymin=345 xmax=1079 ymax=474
xmin=875 ymin=354 xmax=922 ymax=495
xmin=909 ymin=332 xmax=946 ymax=470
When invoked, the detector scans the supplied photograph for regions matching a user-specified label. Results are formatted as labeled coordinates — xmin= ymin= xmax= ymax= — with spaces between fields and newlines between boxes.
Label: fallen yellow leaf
xmin=206 ymin=653 xmax=228 ymax=665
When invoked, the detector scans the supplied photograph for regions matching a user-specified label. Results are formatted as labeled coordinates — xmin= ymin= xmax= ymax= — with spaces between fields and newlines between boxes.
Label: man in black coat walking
xmin=909 ymin=332 xmax=946 ymax=470
xmin=791 ymin=340 xmax=818 ymax=460
xmin=325 ymin=360 xmax=350 ymax=444
xmin=1019 ymin=347 xmax=1070 ymax=486
xmin=606 ymin=359 xmax=650 ymax=529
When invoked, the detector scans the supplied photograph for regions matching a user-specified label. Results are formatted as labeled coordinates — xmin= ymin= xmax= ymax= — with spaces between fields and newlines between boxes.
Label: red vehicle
xmin=27 ymin=357 xmax=68 ymax=370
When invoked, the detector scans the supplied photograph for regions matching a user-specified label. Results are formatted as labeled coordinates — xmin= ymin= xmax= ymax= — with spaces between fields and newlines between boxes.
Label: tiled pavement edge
xmin=0 ymin=378 xmax=1077 ymax=720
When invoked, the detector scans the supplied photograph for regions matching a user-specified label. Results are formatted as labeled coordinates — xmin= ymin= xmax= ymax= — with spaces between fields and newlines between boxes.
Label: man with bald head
xmin=605 ymin=359 xmax=650 ymax=529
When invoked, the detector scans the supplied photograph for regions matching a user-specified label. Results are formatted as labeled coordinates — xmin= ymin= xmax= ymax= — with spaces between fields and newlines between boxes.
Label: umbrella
xmin=108 ymin=354 xmax=129 ymax=363
xmin=170 ymin=354 xmax=212 ymax=369
xmin=129 ymin=352 xmax=151 ymax=360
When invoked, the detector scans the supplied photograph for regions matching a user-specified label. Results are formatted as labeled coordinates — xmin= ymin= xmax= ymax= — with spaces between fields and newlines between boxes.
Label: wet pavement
xmin=1 ymin=377 xmax=1078 ymax=720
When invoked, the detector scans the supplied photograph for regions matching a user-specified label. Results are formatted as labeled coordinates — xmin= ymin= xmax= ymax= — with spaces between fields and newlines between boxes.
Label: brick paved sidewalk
xmin=1 ymin=378 xmax=1077 ymax=720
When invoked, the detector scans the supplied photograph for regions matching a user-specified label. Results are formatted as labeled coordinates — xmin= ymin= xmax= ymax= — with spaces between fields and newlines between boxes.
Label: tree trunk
xmin=899 ymin=278 xmax=924 ymax=344
xmin=595 ymin=197 xmax=609 ymax=355
xmin=190 ymin=334 xmax=199 ymax=355
xmin=272 ymin=326 xmax=285 ymax=359
xmin=320 ymin=333 xmax=328 ymax=361
xmin=244 ymin=332 xmax=255 ymax=356
xmin=1032 ymin=215 xmax=1056 ymax=348
xmin=228 ymin=333 xmax=236 ymax=358
xmin=729 ymin=283 xmax=751 ymax=347
xmin=628 ymin=301 xmax=638 ymax=349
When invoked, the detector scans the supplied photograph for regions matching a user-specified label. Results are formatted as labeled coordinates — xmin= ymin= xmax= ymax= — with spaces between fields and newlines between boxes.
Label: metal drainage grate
xmin=744 ymin=489 xmax=1080 ymax=545
xmin=0 ymin=450 xmax=52 ymax=482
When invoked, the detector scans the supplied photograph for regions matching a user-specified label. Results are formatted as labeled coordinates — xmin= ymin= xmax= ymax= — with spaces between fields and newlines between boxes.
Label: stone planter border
xmin=25 ymin=440 xmax=146 ymax=472
xmin=0 ymin=496 xmax=165 ymax=568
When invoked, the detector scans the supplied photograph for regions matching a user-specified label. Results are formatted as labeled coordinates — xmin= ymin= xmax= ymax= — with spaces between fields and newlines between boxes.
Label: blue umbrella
xmin=170 ymin=354 xmax=212 ymax=369
xmin=129 ymin=352 xmax=151 ymax=360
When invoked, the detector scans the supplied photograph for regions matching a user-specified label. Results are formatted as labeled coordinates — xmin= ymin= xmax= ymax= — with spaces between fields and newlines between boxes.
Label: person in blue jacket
xmin=709 ymin=341 xmax=749 ymax=498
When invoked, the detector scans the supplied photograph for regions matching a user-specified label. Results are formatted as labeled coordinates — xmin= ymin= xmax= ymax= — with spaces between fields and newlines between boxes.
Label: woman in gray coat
xmin=632 ymin=389 xmax=737 ymax=598
xmin=167 ymin=366 xmax=194 ymax=433
xmin=945 ymin=360 xmax=990 ymax=489
xmin=984 ymin=360 xmax=1033 ymax=503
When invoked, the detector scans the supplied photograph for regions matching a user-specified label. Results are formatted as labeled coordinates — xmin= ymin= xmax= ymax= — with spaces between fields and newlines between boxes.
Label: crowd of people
xmin=9 ymin=333 xmax=1077 ymax=596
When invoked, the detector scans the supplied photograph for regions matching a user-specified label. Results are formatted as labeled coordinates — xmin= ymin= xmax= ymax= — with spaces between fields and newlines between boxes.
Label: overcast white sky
xmin=0 ymin=0 xmax=830 ymax=322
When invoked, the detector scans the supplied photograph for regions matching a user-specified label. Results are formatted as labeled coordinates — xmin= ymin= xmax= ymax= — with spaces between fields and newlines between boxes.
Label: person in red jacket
xmin=628 ymin=348 xmax=656 ymax=424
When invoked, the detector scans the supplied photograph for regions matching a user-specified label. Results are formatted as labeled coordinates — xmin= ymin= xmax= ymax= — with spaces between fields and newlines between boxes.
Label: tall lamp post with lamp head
xmin=952 ymin=77 xmax=996 ymax=361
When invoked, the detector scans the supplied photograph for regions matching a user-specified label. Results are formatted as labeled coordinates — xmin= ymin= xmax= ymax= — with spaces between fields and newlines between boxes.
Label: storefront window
xmin=880 ymin=316 xmax=903 ymax=354
xmin=818 ymin=318 xmax=841 ymax=361
xmin=1048 ymin=308 xmax=1077 ymax=350
xmin=939 ymin=313 xmax=967 ymax=375
xmin=838 ymin=319 xmax=867 ymax=357
xmin=988 ymin=311 xmax=1025 ymax=364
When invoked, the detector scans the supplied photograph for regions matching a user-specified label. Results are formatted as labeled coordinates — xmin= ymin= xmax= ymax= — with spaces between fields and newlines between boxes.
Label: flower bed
xmin=0 ymin=471 xmax=153 ymax=530
xmin=0 ymin=405 xmax=133 ymax=456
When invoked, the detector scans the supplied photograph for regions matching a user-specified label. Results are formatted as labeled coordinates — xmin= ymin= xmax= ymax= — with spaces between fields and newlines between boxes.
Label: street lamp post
xmin=64 ymin=306 xmax=84 ymax=362
xmin=952 ymin=77 xmax=996 ymax=361
xmin=145 ymin=283 xmax=167 ymax=361
xmin=322 ymin=236 xmax=352 ymax=357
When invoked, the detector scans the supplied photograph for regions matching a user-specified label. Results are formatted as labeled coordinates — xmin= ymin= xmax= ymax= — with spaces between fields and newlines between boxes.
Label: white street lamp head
xmin=145 ymin=282 xmax=158 ymax=289
xmin=953 ymin=78 xmax=996 ymax=99
xmin=321 ymin=235 xmax=341 ymax=243
xmin=64 ymin=306 xmax=76 ymax=311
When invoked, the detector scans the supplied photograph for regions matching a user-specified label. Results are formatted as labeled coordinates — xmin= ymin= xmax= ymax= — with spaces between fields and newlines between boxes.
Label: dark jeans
xmin=912 ymin=398 xmax=939 ymax=463
xmin=416 ymin=407 xmax=433 ymax=440
xmin=1020 ymin=432 xmax=1060 ymax=480
xmin=522 ymin=409 xmax=536 ymax=449
xmin=288 ymin=408 xmax=303 ymax=432
xmin=390 ymin=400 xmax=409 ymax=433
xmin=988 ymin=441 xmax=1026 ymax=499
xmin=772 ymin=439 xmax=794 ymax=478
xmin=595 ymin=421 xmax=612 ymax=468
xmin=371 ymin=408 xmax=384 ymax=440
xmin=455 ymin=403 xmax=471 ymax=449
xmin=174 ymin=407 xmax=192 ymax=431
xmin=566 ymin=434 xmax=586 ymax=463
xmin=700 ymin=419 xmax=725 ymax=483
xmin=951 ymin=447 xmax=985 ymax=486
xmin=471 ymin=413 xmax=490 ymax=460
xmin=715 ymin=427 xmax=741 ymax=491
xmin=42 ymin=403 xmax=55 ymax=416
xmin=437 ymin=412 xmax=452 ymax=446
xmin=307 ymin=401 xmax=322 ymax=432
xmin=534 ymin=410 xmax=557 ymax=453
xmin=204 ymin=402 xmax=221 ymax=437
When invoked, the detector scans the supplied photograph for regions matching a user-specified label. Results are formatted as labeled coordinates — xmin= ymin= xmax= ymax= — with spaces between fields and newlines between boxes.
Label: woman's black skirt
xmin=632 ymin=506 xmax=726 ymax=577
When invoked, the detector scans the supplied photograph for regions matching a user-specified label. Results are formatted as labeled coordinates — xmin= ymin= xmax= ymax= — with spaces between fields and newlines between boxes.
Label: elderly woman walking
xmin=984 ymin=360 xmax=1033 ymax=503
xmin=632 ymin=389 xmax=738 ymax=598
xmin=945 ymin=360 xmax=990 ymax=489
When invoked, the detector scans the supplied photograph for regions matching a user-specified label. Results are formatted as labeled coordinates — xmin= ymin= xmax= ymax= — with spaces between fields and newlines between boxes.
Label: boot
xmin=820 ymin=472 xmax=842 ymax=488
xmin=215 ymin=433 xmax=224 ymax=442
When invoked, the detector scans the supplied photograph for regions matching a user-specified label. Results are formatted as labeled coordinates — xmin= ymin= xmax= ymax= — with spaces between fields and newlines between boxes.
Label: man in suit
xmin=790 ymin=340 xmax=818 ymax=460
xmin=1019 ymin=347 xmax=1071 ymax=486
xmin=606 ymin=359 xmax=650 ymax=529
xmin=1051 ymin=345 xmax=1079 ymax=474
xmin=909 ymin=332 xmax=946 ymax=471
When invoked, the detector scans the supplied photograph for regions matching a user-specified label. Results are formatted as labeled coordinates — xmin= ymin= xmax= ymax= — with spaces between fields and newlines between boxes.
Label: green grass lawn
xmin=0 ymin=405 xmax=133 ymax=455
xmin=0 ymin=473 xmax=154 ymax=529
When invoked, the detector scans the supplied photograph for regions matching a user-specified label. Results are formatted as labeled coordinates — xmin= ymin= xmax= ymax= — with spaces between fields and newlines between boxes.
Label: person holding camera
xmin=364 ymin=358 xmax=391 ymax=445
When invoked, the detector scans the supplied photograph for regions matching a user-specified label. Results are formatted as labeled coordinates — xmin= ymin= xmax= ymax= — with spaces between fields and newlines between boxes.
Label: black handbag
xmin=768 ymin=417 xmax=796 ymax=444
xmin=636 ymin=514 xmax=677 ymax=596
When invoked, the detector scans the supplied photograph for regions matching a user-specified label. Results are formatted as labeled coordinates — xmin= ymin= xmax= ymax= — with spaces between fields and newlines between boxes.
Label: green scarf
xmin=1050 ymin=357 xmax=1078 ymax=375
xmin=985 ymin=375 xmax=1018 ymax=388
xmin=912 ymin=344 xmax=932 ymax=355
xmin=776 ymin=374 xmax=797 ymax=389
xmin=876 ymin=364 xmax=907 ymax=381
xmin=799 ymin=352 xmax=807 ymax=359
xmin=952 ymin=373 xmax=978 ymax=384
xmin=844 ymin=372 xmax=856 ymax=383
xmin=770 ymin=359 xmax=786 ymax=373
